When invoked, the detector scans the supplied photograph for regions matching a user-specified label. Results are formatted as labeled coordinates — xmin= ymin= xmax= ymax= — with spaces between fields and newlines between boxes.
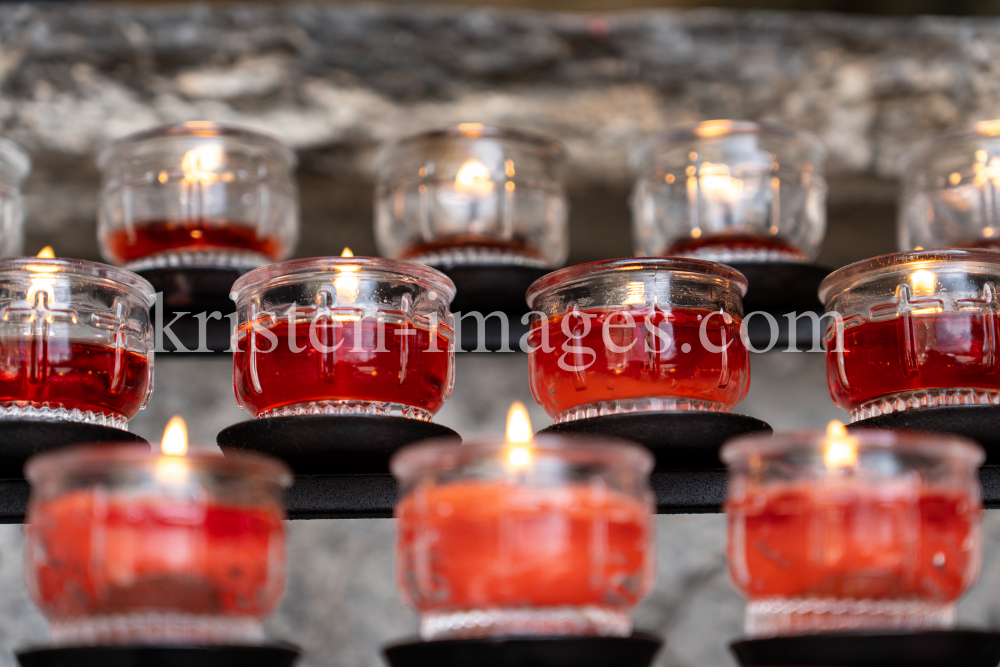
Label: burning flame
xmin=26 ymin=246 xmax=61 ymax=305
xmin=181 ymin=144 xmax=225 ymax=184
xmin=161 ymin=415 xmax=189 ymax=456
xmin=823 ymin=419 xmax=858 ymax=470
xmin=910 ymin=269 xmax=937 ymax=297
xmin=335 ymin=247 xmax=360 ymax=304
xmin=505 ymin=402 xmax=533 ymax=468
xmin=455 ymin=159 xmax=494 ymax=196
xmin=699 ymin=162 xmax=744 ymax=204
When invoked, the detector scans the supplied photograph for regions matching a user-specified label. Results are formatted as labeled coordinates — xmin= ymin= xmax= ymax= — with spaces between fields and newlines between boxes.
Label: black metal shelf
xmin=1 ymin=466 xmax=998 ymax=522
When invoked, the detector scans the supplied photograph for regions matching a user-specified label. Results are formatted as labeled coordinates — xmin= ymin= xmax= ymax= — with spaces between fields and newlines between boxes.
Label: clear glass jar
xmin=391 ymin=435 xmax=655 ymax=640
xmin=525 ymin=258 xmax=750 ymax=423
xmin=723 ymin=428 xmax=984 ymax=638
xmin=0 ymin=138 xmax=30 ymax=257
xmin=0 ymin=257 xmax=155 ymax=429
xmin=631 ymin=120 xmax=827 ymax=263
xmin=97 ymin=121 xmax=299 ymax=271
xmin=819 ymin=248 xmax=1000 ymax=421
xmin=898 ymin=121 xmax=1000 ymax=252
xmin=231 ymin=256 xmax=456 ymax=421
xmin=24 ymin=444 xmax=292 ymax=646
xmin=374 ymin=124 xmax=569 ymax=269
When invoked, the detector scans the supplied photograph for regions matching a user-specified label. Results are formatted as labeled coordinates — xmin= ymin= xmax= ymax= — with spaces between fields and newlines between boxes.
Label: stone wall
xmin=0 ymin=4 xmax=1000 ymax=667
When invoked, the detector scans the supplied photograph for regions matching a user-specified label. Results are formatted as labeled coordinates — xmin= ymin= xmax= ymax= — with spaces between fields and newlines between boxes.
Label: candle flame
xmin=36 ymin=247 xmax=54 ymax=259
xmin=181 ymin=144 xmax=225 ymax=184
xmin=506 ymin=403 xmax=533 ymax=468
xmin=455 ymin=159 xmax=494 ymax=196
xmin=334 ymin=247 xmax=360 ymax=304
xmin=910 ymin=269 xmax=937 ymax=297
xmin=823 ymin=419 xmax=858 ymax=470
xmin=161 ymin=416 xmax=188 ymax=456
xmin=26 ymin=247 xmax=61 ymax=305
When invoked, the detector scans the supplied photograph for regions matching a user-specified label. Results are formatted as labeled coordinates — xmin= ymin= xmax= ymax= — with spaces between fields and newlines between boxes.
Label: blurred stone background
xmin=1 ymin=3 xmax=1000 ymax=667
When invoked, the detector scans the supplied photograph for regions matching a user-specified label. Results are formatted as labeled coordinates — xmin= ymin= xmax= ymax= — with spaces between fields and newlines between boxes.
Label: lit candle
xmin=723 ymin=426 xmax=984 ymax=637
xmin=0 ymin=249 xmax=154 ymax=428
xmin=374 ymin=124 xmax=568 ymax=269
xmin=231 ymin=254 xmax=456 ymax=420
xmin=24 ymin=417 xmax=292 ymax=646
xmin=820 ymin=249 xmax=1000 ymax=421
xmin=97 ymin=121 xmax=299 ymax=271
xmin=392 ymin=403 xmax=656 ymax=640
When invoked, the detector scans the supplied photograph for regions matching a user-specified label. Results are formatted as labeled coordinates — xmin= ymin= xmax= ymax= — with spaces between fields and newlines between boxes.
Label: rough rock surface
xmin=3 ymin=4 xmax=1000 ymax=265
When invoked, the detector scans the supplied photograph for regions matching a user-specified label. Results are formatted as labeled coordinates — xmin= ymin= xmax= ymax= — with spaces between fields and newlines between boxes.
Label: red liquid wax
xmin=526 ymin=307 xmax=749 ymax=418
xmin=665 ymin=233 xmax=806 ymax=260
xmin=0 ymin=338 xmax=149 ymax=419
xmin=233 ymin=319 xmax=452 ymax=417
xmin=401 ymin=234 xmax=544 ymax=260
xmin=396 ymin=481 xmax=653 ymax=612
xmin=105 ymin=220 xmax=282 ymax=264
xmin=826 ymin=311 xmax=1000 ymax=411
xmin=726 ymin=482 xmax=981 ymax=601
xmin=27 ymin=491 xmax=286 ymax=619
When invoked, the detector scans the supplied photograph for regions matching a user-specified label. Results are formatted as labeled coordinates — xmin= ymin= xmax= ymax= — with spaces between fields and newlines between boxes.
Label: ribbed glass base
xmin=258 ymin=399 xmax=433 ymax=421
xmin=48 ymin=613 xmax=264 ymax=646
xmin=674 ymin=247 xmax=807 ymax=263
xmin=745 ymin=598 xmax=956 ymax=638
xmin=554 ymin=397 xmax=729 ymax=424
xmin=850 ymin=387 xmax=1000 ymax=422
xmin=0 ymin=403 xmax=128 ymax=430
xmin=124 ymin=249 xmax=270 ymax=272
xmin=419 ymin=606 xmax=632 ymax=641
xmin=409 ymin=247 xmax=550 ymax=269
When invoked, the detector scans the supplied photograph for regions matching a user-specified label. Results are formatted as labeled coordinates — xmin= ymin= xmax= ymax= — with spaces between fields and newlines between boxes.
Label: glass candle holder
xmin=391 ymin=435 xmax=655 ymax=640
xmin=374 ymin=124 xmax=569 ymax=269
xmin=899 ymin=121 xmax=1000 ymax=252
xmin=24 ymin=445 xmax=291 ymax=646
xmin=525 ymin=258 xmax=750 ymax=423
xmin=231 ymin=256 xmax=456 ymax=420
xmin=631 ymin=120 xmax=827 ymax=263
xmin=0 ymin=137 xmax=30 ymax=257
xmin=97 ymin=121 xmax=299 ymax=272
xmin=0 ymin=257 xmax=155 ymax=429
xmin=819 ymin=248 xmax=1000 ymax=421
xmin=723 ymin=427 xmax=984 ymax=638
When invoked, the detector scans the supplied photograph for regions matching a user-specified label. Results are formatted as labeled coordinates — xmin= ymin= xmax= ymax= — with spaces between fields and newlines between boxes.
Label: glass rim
xmin=25 ymin=443 xmax=293 ymax=489
xmin=818 ymin=248 xmax=1000 ymax=304
xmin=721 ymin=427 xmax=985 ymax=467
xmin=526 ymin=257 xmax=749 ymax=308
xmin=390 ymin=434 xmax=654 ymax=481
xmin=230 ymin=256 xmax=457 ymax=303
xmin=0 ymin=136 xmax=31 ymax=178
xmin=96 ymin=121 xmax=298 ymax=170
xmin=631 ymin=119 xmax=827 ymax=170
xmin=0 ymin=257 xmax=156 ymax=306
xmin=900 ymin=119 xmax=1000 ymax=174
xmin=376 ymin=123 xmax=566 ymax=165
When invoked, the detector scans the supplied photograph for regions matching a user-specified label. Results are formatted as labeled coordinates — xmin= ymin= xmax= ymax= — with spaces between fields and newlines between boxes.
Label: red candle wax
xmin=401 ymin=234 xmax=544 ymax=261
xmin=665 ymin=233 xmax=807 ymax=260
xmin=27 ymin=489 xmax=285 ymax=620
xmin=396 ymin=480 xmax=653 ymax=612
xmin=527 ymin=306 xmax=749 ymax=417
xmin=105 ymin=220 xmax=283 ymax=264
xmin=233 ymin=318 xmax=451 ymax=417
xmin=726 ymin=482 xmax=980 ymax=601
xmin=0 ymin=338 xmax=149 ymax=419
xmin=826 ymin=310 xmax=1000 ymax=412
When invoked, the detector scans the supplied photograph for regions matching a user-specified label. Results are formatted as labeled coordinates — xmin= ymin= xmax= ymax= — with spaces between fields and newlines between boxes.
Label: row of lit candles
xmin=7 ymin=242 xmax=1000 ymax=429
xmin=0 ymin=119 xmax=999 ymax=273
xmin=20 ymin=407 xmax=985 ymax=646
